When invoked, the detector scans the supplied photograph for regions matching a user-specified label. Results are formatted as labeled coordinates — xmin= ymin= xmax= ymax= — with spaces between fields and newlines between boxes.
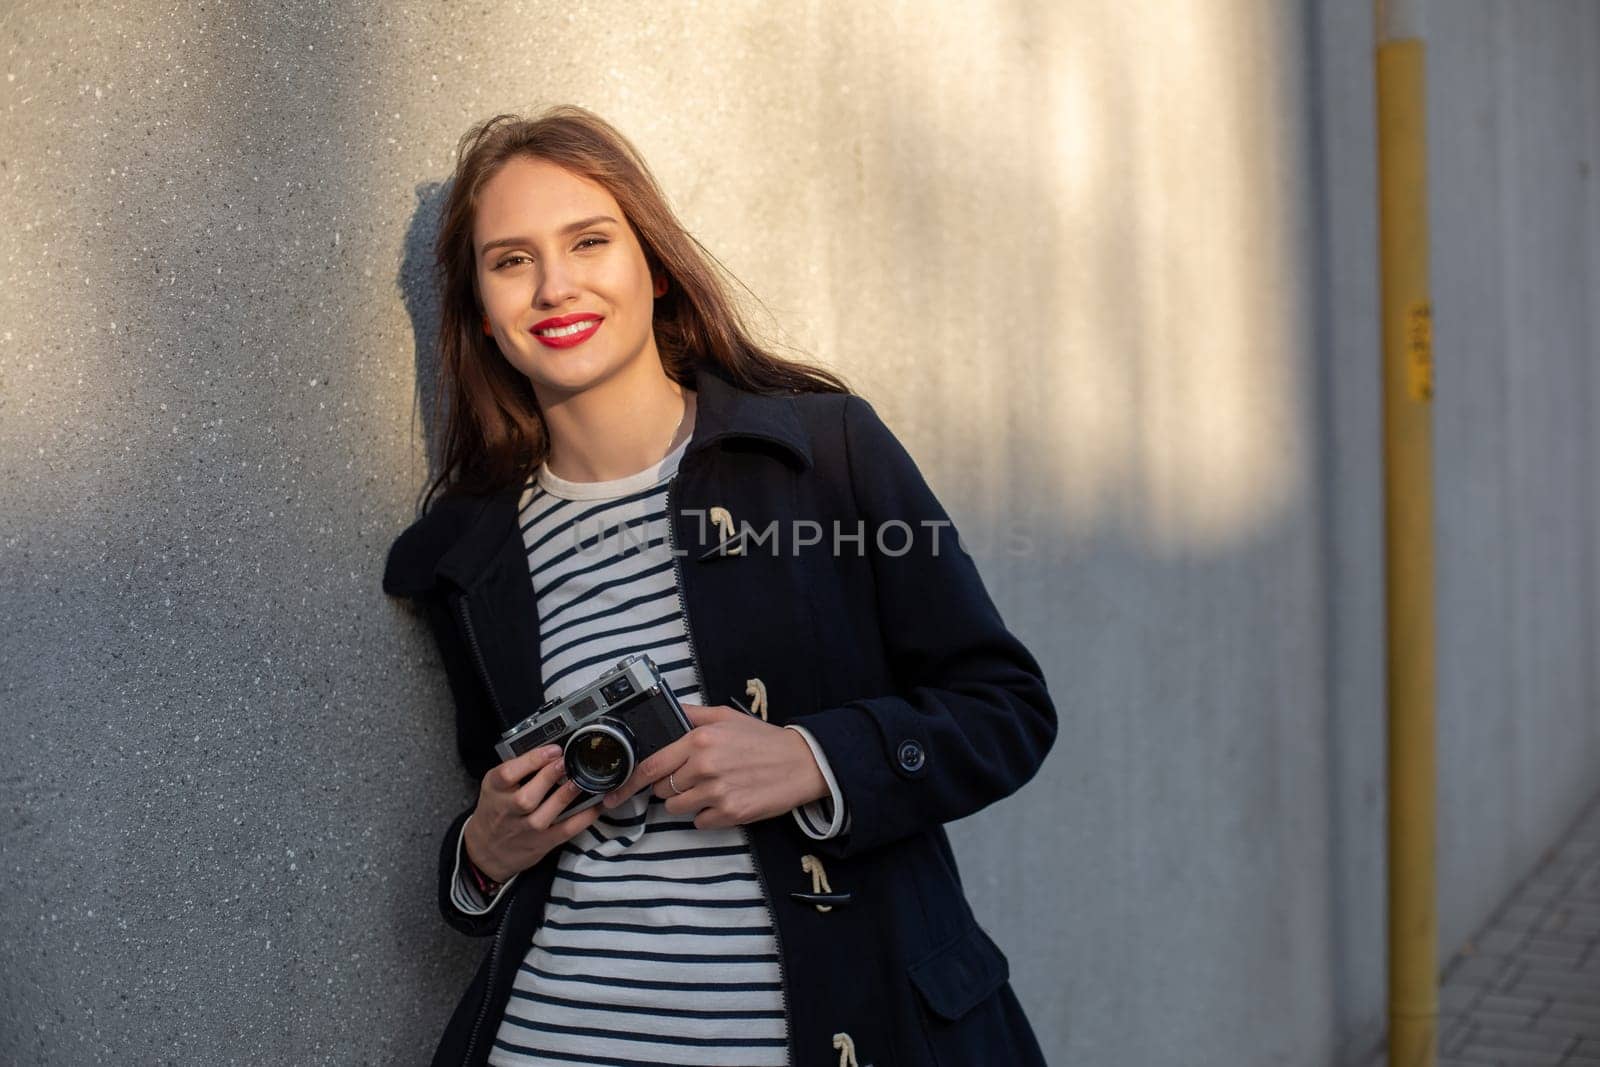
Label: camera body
xmin=495 ymin=654 xmax=691 ymax=819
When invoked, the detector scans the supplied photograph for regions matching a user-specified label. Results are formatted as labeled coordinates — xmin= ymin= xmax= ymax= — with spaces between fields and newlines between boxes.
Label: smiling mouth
xmin=531 ymin=318 xmax=602 ymax=348
xmin=534 ymin=320 xmax=597 ymax=338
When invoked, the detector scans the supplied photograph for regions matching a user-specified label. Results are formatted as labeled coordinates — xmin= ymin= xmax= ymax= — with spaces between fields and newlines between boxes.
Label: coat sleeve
xmin=382 ymin=506 xmax=514 ymax=928
xmin=414 ymin=586 xmax=506 ymax=787
xmin=397 ymin=587 xmax=514 ymax=935
xmin=783 ymin=394 xmax=1058 ymax=858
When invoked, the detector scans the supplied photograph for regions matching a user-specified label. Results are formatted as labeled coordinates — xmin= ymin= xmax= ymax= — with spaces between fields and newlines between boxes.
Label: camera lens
xmin=564 ymin=720 xmax=636 ymax=793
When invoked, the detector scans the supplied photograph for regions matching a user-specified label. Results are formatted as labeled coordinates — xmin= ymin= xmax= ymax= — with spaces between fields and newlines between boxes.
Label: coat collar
xmin=389 ymin=362 xmax=813 ymax=595
xmin=683 ymin=361 xmax=813 ymax=471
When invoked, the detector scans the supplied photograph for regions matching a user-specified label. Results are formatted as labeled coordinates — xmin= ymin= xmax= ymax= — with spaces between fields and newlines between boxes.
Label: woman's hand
xmin=601 ymin=703 xmax=830 ymax=829
xmin=463 ymin=744 xmax=605 ymax=883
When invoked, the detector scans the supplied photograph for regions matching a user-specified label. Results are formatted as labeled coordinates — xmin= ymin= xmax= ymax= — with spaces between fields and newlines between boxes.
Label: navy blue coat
xmin=382 ymin=361 xmax=1058 ymax=1067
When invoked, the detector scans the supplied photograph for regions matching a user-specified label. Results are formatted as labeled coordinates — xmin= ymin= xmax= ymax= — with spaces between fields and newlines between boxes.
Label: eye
xmin=576 ymin=237 xmax=608 ymax=250
xmin=493 ymin=254 xmax=531 ymax=271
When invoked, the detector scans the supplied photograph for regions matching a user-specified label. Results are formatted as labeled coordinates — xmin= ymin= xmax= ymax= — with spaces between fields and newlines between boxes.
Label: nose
xmin=532 ymin=256 xmax=579 ymax=309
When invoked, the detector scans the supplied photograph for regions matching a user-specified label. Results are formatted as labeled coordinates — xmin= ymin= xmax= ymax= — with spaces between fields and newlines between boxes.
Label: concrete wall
xmin=1 ymin=1 xmax=1595 ymax=1064
xmin=1426 ymin=0 xmax=1600 ymax=966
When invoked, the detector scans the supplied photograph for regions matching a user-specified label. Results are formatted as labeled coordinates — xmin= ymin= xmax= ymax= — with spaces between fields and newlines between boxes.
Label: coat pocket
xmin=908 ymin=921 xmax=1010 ymax=1021
xmin=908 ymin=923 xmax=1048 ymax=1067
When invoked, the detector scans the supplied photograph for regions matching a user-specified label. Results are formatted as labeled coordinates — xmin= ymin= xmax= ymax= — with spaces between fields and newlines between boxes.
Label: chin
xmin=528 ymin=337 xmax=654 ymax=394
xmin=520 ymin=350 xmax=625 ymax=397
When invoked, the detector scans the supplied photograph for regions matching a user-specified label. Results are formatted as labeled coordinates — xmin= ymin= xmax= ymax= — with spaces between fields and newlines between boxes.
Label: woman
xmin=383 ymin=104 xmax=1057 ymax=1067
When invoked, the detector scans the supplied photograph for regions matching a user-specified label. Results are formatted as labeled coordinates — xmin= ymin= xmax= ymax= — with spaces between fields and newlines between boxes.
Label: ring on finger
xmin=669 ymin=772 xmax=684 ymax=796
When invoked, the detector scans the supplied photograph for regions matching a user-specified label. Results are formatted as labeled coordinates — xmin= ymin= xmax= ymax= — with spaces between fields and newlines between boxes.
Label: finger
xmin=683 ymin=704 xmax=741 ymax=727
xmin=510 ymin=755 xmax=571 ymax=815
xmin=528 ymin=776 xmax=588 ymax=829
xmin=552 ymin=798 xmax=606 ymax=840
xmin=652 ymin=766 xmax=699 ymax=800
xmin=693 ymin=807 xmax=731 ymax=831
xmin=490 ymin=743 xmax=562 ymax=793
xmin=603 ymin=734 xmax=693 ymax=809
xmin=662 ymin=783 xmax=715 ymax=819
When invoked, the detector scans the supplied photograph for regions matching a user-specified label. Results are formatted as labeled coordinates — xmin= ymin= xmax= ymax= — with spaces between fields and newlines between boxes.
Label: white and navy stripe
xmin=445 ymin=433 xmax=846 ymax=1066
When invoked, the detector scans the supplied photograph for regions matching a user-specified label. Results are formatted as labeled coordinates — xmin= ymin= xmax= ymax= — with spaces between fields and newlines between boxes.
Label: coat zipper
xmin=454 ymin=595 xmax=511 ymax=1066
xmin=453 ymin=596 xmax=507 ymax=726
xmin=666 ymin=474 xmax=794 ymax=1066
xmin=462 ymin=901 xmax=510 ymax=1067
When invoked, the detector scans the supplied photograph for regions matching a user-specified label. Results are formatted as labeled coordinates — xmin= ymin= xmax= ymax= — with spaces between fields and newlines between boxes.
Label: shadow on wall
xmin=397 ymin=181 xmax=451 ymax=503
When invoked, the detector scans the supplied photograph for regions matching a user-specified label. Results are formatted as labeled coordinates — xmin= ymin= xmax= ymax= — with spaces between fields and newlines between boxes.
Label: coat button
xmin=896 ymin=739 xmax=925 ymax=773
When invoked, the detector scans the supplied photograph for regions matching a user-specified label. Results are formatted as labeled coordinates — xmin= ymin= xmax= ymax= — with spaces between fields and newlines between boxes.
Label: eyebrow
xmin=478 ymin=215 xmax=619 ymax=257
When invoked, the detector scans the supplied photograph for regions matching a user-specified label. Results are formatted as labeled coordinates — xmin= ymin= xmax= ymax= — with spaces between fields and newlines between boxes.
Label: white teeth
xmin=536 ymin=319 xmax=599 ymax=338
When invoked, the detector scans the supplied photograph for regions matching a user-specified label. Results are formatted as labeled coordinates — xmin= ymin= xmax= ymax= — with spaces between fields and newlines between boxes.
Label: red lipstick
xmin=530 ymin=312 xmax=603 ymax=349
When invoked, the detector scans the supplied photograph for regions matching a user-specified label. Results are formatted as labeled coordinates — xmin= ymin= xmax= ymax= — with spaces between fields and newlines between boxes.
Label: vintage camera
xmin=494 ymin=654 xmax=692 ymax=819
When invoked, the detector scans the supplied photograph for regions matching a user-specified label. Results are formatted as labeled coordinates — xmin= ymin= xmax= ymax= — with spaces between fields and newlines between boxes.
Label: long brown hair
xmin=423 ymin=105 xmax=849 ymax=512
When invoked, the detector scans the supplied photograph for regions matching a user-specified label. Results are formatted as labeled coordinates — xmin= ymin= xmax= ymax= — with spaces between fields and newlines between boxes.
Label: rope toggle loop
xmin=801 ymin=854 xmax=834 ymax=913
xmin=708 ymin=505 xmax=744 ymax=556
xmin=745 ymin=676 xmax=768 ymax=721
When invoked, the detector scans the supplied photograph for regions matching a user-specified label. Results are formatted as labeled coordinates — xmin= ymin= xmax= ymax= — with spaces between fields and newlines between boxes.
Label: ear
xmin=651 ymin=267 xmax=668 ymax=298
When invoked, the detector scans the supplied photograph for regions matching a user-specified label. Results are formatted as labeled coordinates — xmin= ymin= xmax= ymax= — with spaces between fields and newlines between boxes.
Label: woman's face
xmin=473 ymin=156 xmax=663 ymax=399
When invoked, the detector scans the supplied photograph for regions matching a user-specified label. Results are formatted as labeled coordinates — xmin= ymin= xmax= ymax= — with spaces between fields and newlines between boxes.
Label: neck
xmin=537 ymin=359 xmax=694 ymax=483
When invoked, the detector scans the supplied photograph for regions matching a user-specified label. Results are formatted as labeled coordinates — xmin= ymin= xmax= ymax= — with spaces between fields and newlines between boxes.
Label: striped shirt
xmin=448 ymin=429 xmax=848 ymax=1066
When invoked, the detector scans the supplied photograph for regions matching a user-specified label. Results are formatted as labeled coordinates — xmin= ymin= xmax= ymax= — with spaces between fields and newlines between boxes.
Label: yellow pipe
xmin=1375 ymin=6 xmax=1438 ymax=1065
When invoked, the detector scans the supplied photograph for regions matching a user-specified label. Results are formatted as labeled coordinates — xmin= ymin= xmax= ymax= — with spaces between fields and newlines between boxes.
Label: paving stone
xmin=1446 ymin=954 xmax=1519 ymax=984
xmin=1507 ymin=901 xmax=1552 ymax=925
xmin=1522 ymin=882 xmax=1567 ymax=904
xmin=1505 ymin=972 xmax=1600 ymax=1004
xmin=1444 ymin=983 xmax=1494 ymax=1013
xmin=1443 ymin=1017 xmax=1481 ymax=1054
xmin=1530 ymin=1011 xmax=1590 ymax=1042
xmin=1455 ymin=1042 xmax=1570 ymax=1066
xmin=1543 ymin=1001 xmax=1600 ymax=1025
xmin=1507 ymin=956 xmax=1592 ymax=979
xmin=1472 ymin=1008 xmax=1543 ymax=1033
xmin=1538 ymin=909 xmax=1600 ymax=936
xmin=1495 ymin=961 xmax=1534 ymax=993
xmin=1525 ymin=937 xmax=1590 ymax=960
xmin=1476 ymin=993 xmax=1552 ymax=1019
xmin=1464 ymin=1026 xmax=1575 ymax=1055
xmin=1474 ymin=929 xmax=1539 ymax=954
xmin=1518 ymin=952 xmax=1594 ymax=974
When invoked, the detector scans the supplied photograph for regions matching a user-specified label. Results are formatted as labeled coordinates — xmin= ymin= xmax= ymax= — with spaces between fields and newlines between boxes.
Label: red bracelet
xmin=463 ymin=837 xmax=504 ymax=897
xmin=465 ymin=853 xmax=504 ymax=897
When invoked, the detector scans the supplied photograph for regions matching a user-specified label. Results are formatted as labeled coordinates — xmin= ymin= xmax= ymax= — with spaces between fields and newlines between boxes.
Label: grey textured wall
xmin=1 ymin=2 xmax=1596 ymax=1065
xmin=1426 ymin=0 xmax=1600 ymax=957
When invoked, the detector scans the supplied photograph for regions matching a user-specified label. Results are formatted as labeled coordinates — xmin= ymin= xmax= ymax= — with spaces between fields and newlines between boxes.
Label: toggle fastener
xmin=832 ymin=1032 xmax=873 ymax=1067
xmin=696 ymin=504 xmax=746 ymax=561
xmin=745 ymin=676 xmax=768 ymax=721
xmin=792 ymin=853 xmax=852 ymax=911
xmin=728 ymin=677 xmax=768 ymax=721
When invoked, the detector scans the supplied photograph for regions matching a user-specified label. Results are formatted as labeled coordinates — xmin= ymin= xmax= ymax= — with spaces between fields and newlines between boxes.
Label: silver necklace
xmin=663 ymin=389 xmax=691 ymax=456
